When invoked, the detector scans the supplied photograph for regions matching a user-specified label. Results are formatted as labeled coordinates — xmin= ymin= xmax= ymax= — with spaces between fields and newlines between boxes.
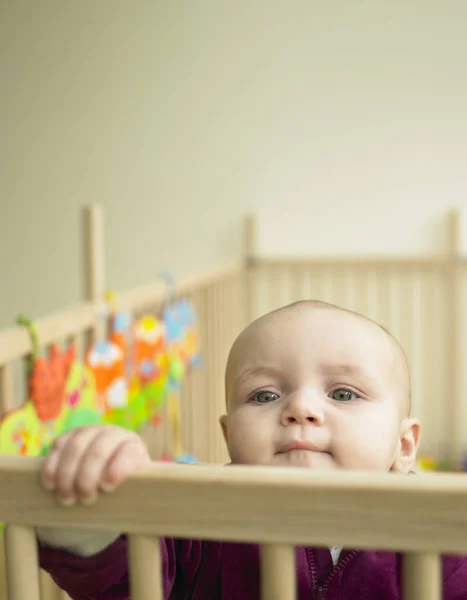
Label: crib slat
xmin=261 ymin=544 xmax=295 ymax=600
xmin=403 ymin=552 xmax=441 ymax=600
xmin=4 ymin=525 xmax=41 ymax=600
xmin=39 ymin=570 xmax=68 ymax=600
xmin=128 ymin=534 xmax=163 ymax=600
xmin=0 ymin=363 xmax=15 ymax=416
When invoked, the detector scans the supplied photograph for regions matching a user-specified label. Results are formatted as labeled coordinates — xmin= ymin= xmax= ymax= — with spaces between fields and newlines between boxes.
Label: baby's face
xmin=221 ymin=304 xmax=419 ymax=472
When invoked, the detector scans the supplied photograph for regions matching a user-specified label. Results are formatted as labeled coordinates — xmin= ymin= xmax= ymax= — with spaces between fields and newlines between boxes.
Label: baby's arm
xmin=37 ymin=425 xmax=196 ymax=599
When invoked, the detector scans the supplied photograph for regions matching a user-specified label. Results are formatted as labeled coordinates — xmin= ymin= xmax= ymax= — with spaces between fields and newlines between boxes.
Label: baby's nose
xmin=280 ymin=392 xmax=325 ymax=426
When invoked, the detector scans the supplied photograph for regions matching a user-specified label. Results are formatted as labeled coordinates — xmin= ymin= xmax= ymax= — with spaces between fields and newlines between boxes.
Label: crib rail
xmin=1 ymin=456 xmax=466 ymax=600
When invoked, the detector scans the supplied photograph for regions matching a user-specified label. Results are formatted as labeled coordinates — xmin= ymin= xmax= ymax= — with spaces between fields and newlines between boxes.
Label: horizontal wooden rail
xmin=0 ymin=261 xmax=241 ymax=366
xmin=114 ymin=260 xmax=242 ymax=312
xmin=0 ymin=303 xmax=98 ymax=365
xmin=1 ymin=456 xmax=467 ymax=554
xmin=258 ymin=255 xmax=466 ymax=270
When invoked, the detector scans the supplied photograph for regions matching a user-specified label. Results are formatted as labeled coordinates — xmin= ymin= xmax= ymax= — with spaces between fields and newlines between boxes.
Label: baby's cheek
xmin=336 ymin=426 xmax=397 ymax=470
xmin=226 ymin=414 xmax=272 ymax=465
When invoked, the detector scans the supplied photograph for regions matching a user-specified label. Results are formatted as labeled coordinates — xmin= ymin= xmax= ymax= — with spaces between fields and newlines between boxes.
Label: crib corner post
xmin=243 ymin=213 xmax=258 ymax=325
xmin=82 ymin=204 xmax=106 ymax=342
xmin=446 ymin=207 xmax=463 ymax=461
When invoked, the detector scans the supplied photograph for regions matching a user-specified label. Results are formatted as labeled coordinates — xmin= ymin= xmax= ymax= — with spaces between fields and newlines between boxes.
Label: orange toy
xmin=29 ymin=344 xmax=75 ymax=422
xmin=85 ymin=342 xmax=127 ymax=411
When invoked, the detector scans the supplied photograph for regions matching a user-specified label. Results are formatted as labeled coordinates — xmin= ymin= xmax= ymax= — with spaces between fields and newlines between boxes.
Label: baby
xmin=37 ymin=300 xmax=467 ymax=599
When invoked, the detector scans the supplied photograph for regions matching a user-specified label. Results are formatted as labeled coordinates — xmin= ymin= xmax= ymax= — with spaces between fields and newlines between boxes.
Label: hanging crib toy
xmin=0 ymin=275 xmax=202 ymax=464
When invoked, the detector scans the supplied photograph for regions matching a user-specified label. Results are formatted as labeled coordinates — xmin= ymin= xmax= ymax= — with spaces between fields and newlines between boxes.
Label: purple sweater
xmin=39 ymin=535 xmax=467 ymax=599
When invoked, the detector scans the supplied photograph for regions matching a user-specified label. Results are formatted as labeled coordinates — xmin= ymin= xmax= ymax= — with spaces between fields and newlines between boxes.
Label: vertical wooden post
xmin=4 ymin=525 xmax=41 ymax=600
xmin=83 ymin=205 xmax=106 ymax=344
xmin=0 ymin=363 xmax=15 ymax=417
xmin=447 ymin=208 xmax=462 ymax=461
xmin=261 ymin=544 xmax=296 ymax=600
xmin=128 ymin=535 xmax=163 ymax=600
xmin=243 ymin=214 xmax=258 ymax=325
xmin=403 ymin=553 xmax=441 ymax=600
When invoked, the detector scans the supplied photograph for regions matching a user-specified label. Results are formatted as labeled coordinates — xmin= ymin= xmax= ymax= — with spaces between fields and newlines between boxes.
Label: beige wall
xmin=2 ymin=1 xmax=467 ymax=328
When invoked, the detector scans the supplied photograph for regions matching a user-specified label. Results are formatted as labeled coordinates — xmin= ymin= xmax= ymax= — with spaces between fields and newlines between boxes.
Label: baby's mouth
xmin=276 ymin=440 xmax=328 ymax=454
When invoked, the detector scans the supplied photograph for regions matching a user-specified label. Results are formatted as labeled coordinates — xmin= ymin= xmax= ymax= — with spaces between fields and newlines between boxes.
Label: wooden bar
xmin=0 ymin=363 xmax=15 ymax=416
xmin=113 ymin=261 xmax=241 ymax=313
xmin=39 ymin=571 xmax=64 ymax=600
xmin=403 ymin=552 xmax=441 ymax=600
xmin=128 ymin=535 xmax=163 ymax=600
xmin=3 ymin=456 xmax=467 ymax=554
xmin=267 ymin=266 xmax=283 ymax=312
xmin=446 ymin=209 xmax=462 ymax=460
xmin=243 ymin=214 xmax=258 ymax=323
xmin=66 ymin=333 xmax=80 ymax=348
xmin=190 ymin=288 xmax=208 ymax=463
xmin=83 ymin=204 xmax=105 ymax=304
xmin=206 ymin=284 xmax=215 ymax=461
xmin=213 ymin=280 xmax=226 ymax=463
xmin=355 ymin=270 xmax=369 ymax=316
xmin=419 ymin=271 xmax=440 ymax=455
xmin=261 ymin=544 xmax=296 ymax=600
xmin=0 ymin=303 xmax=97 ymax=365
xmin=4 ymin=525 xmax=41 ymax=600
xmin=291 ymin=268 xmax=305 ymax=303
xmin=83 ymin=205 xmax=105 ymax=343
xmin=260 ymin=256 xmax=455 ymax=270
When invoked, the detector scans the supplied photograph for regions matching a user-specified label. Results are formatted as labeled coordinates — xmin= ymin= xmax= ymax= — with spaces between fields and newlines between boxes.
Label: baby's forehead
xmin=225 ymin=303 xmax=410 ymax=408
xmin=231 ymin=304 xmax=388 ymax=357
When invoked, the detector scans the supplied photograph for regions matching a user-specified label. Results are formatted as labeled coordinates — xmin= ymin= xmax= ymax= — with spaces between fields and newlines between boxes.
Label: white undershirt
xmin=330 ymin=546 xmax=342 ymax=566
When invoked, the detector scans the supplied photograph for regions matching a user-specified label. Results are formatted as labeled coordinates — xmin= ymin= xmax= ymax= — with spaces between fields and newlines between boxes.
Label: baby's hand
xmin=41 ymin=425 xmax=151 ymax=506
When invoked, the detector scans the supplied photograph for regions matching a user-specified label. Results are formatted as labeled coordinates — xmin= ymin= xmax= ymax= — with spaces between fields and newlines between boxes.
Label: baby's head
xmin=220 ymin=300 xmax=420 ymax=472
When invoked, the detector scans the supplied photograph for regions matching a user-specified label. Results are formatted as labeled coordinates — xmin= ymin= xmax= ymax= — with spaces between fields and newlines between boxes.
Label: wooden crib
xmin=1 ymin=454 xmax=465 ymax=600
xmin=1 ymin=205 xmax=466 ymax=466
xmin=1 ymin=204 xmax=467 ymax=599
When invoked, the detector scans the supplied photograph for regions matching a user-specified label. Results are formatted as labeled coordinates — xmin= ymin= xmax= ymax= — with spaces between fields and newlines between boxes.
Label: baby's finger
xmin=55 ymin=427 xmax=101 ymax=504
xmin=40 ymin=430 xmax=76 ymax=491
xmin=100 ymin=436 xmax=150 ymax=492
xmin=74 ymin=429 xmax=146 ymax=501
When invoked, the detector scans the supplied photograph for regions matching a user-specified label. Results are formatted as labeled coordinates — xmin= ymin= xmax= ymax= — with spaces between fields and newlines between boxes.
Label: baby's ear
xmin=392 ymin=418 xmax=421 ymax=473
xmin=219 ymin=415 xmax=228 ymax=443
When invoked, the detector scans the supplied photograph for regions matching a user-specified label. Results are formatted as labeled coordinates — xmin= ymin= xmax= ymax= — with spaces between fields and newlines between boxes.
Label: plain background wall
xmin=2 ymin=1 xmax=467 ymax=328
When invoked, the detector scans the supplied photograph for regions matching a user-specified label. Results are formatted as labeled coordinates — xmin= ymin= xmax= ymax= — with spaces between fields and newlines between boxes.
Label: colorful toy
xmin=0 ymin=287 xmax=201 ymax=463
xmin=415 ymin=454 xmax=467 ymax=473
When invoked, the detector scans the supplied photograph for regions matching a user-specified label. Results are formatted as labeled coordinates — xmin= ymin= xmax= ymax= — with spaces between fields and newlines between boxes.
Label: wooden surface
xmin=1 ymin=456 xmax=467 ymax=554
xmin=447 ymin=208 xmax=462 ymax=459
xmin=4 ymin=525 xmax=40 ymax=600
xmin=403 ymin=553 xmax=442 ymax=600
xmin=113 ymin=260 xmax=241 ymax=313
xmin=0 ymin=364 xmax=15 ymax=416
xmin=261 ymin=544 xmax=295 ymax=600
xmin=82 ymin=204 xmax=106 ymax=342
xmin=243 ymin=214 xmax=258 ymax=323
xmin=259 ymin=255 xmax=461 ymax=270
xmin=0 ymin=303 xmax=97 ymax=365
xmin=128 ymin=535 xmax=163 ymax=600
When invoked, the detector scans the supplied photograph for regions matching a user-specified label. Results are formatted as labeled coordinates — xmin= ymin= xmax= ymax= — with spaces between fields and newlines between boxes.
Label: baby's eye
xmin=251 ymin=391 xmax=279 ymax=404
xmin=329 ymin=388 xmax=358 ymax=402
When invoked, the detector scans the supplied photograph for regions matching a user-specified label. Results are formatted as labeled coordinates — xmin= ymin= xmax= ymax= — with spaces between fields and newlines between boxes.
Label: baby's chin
xmin=271 ymin=449 xmax=337 ymax=469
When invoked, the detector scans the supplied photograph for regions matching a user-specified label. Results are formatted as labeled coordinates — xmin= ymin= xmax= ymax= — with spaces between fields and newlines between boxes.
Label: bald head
xmin=225 ymin=300 xmax=411 ymax=416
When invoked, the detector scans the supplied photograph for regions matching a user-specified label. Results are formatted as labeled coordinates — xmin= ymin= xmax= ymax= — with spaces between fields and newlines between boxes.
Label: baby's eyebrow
xmin=320 ymin=363 xmax=382 ymax=386
xmin=230 ymin=364 xmax=284 ymax=388
xmin=321 ymin=363 xmax=369 ymax=376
